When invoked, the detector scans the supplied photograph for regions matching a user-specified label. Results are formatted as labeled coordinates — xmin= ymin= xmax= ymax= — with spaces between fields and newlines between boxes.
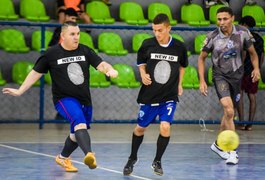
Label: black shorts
xmin=213 ymin=76 xmax=241 ymax=107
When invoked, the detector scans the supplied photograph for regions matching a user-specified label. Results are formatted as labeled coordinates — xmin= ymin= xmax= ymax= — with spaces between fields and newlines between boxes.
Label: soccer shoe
xmin=55 ymin=155 xmax=78 ymax=172
xmin=84 ymin=152 xmax=97 ymax=169
xmin=211 ymin=142 xmax=230 ymax=160
xmin=151 ymin=160 xmax=163 ymax=176
xmin=123 ymin=158 xmax=138 ymax=176
xmin=226 ymin=151 xmax=239 ymax=165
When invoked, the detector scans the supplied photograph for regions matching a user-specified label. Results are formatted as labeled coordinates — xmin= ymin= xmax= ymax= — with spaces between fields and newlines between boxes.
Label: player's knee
xmin=160 ymin=122 xmax=170 ymax=134
xmin=74 ymin=123 xmax=87 ymax=131
xmin=224 ymin=107 xmax=234 ymax=119
xmin=134 ymin=125 xmax=146 ymax=135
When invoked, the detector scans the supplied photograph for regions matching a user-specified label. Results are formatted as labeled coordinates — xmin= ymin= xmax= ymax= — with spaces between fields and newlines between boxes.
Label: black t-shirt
xmin=244 ymin=31 xmax=264 ymax=75
xmin=33 ymin=44 xmax=102 ymax=106
xmin=137 ymin=37 xmax=188 ymax=104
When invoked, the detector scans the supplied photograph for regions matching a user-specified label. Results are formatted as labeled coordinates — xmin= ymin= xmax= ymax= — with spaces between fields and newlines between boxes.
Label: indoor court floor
xmin=0 ymin=123 xmax=265 ymax=180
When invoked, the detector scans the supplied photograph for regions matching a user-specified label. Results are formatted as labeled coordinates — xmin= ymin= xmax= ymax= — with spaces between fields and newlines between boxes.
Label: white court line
xmin=0 ymin=144 xmax=152 ymax=180
xmin=1 ymin=141 xmax=265 ymax=144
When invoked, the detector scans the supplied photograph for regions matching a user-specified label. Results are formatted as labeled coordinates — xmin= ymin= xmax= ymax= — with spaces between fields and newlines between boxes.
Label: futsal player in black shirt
xmin=123 ymin=14 xmax=188 ymax=176
xmin=2 ymin=21 xmax=118 ymax=172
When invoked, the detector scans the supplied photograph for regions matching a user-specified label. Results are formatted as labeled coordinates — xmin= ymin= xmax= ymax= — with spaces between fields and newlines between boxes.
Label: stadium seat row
xmin=1 ymin=0 xmax=265 ymax=27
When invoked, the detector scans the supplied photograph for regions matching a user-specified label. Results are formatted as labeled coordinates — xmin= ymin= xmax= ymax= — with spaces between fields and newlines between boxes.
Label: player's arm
xmin=96 ymin=61 xmax=118 ymax=78
xmin=247 ymin=45 xmax=261 ymax=82
xmin=138 ymin=64 xmax=151 ymax=86
xmin=2 ymin=70 xmax=43 ymax=96
xmin=198 ymin=51 xmax=208 ymax=96
xmin=178 ymin=66 xmax=185 ymax=96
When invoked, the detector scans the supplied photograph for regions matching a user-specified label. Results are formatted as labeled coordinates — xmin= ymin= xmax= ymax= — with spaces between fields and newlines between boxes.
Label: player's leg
xmin=55 ymin=133 xmax=79 ymax=172
xmin=211 ymin=79 xmax=231 ymax=160
xmin=237 ymin=90 xmax=245 ymax=130
xmin=152 ymin=101 xmax=176 ymax=176
xmin=123 ymin=104 xmax=157 ymax=176
xmin=246 ymin=93 xmax=256 ymax=130
xmin=55 ymin=97 xmax=96 ymax=169
xmin=245 ymin=80 xmax=258 ymax=131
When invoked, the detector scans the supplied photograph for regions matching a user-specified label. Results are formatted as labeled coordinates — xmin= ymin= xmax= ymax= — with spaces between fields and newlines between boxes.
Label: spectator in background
xmin=237 ymin=16 xmax=264 ymax=131
xmin=57 ymin=0 xmax=91 ymax=24
xmin=49 ymin=8 xmax=78 ymax=47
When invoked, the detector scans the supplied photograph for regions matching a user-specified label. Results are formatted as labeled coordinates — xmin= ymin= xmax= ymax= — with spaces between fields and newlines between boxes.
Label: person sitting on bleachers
xmin=57 ymin=0 xmax=91 ymax=24
xmin=187 ymin=0 xmax=229 ymax=8
xmin=49 ymin=8 xmax=78 ymax=47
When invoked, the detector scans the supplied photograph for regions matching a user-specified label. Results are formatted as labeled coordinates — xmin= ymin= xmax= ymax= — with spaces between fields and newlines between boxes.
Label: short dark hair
xmin=153 ymin=13 xmax=170 ymax=25
xmin=239 ymin=16 xmax=256 ymax=28
xmin=65 ymin=8 xmax=78 ymax=17
xmin=61 ymin=21 xmax=78 ymax=31
xmin=217 ymin=7 xmax=234 ymax=17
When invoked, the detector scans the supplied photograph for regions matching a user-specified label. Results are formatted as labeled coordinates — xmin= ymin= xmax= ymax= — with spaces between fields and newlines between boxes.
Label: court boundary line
xmin=1 ymin=141 xmax=265 ymax=144
xmin=0 ymin=143 xmax=152 ymax=180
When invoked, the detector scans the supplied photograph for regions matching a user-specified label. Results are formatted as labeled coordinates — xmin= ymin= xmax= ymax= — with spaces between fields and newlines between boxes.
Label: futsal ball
xmin=217 ymin=130 xmax=240 ymax=151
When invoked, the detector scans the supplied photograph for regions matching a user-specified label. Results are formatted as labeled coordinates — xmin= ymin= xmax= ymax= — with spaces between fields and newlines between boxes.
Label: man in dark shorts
xmin=2 ymin=21 xmax=118 ymax=172
xmin=123 ymin=14 xmax=188 ymax=176
xmin=237 ymin=16 xmax=264 ymax=131
xmin=198 ymin=7 xmax=260 ymax=165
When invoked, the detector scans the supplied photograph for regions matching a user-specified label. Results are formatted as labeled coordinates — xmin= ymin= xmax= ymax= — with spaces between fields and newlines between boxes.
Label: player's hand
xmin=106 ymin=69 xmax=118 ymax=78
xmin=251 ymin=68 xmax=260 ymax=83
xmin=199 ymin=81 xmax=208 ymax=96
xmin=141 ymin=73 xmax=152 ymax=85
xmin=2 ymin=88 xmax=22 ymax=96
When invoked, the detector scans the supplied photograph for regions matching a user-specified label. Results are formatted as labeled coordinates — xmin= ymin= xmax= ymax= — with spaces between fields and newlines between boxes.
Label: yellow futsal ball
xmin=217 ymin=130 xmax=240 ymax=151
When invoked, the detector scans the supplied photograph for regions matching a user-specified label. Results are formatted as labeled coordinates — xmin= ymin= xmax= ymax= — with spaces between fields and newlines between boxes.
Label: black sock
xmin=61 ymin=136 xmax=78 ymax=157
xmin=154 ymin=134 xmax=170 ymax=162
xmin=129 ymin=133 xmax=144 ymax=160
xmin=75 ymin=129 xmax=92 ymax=155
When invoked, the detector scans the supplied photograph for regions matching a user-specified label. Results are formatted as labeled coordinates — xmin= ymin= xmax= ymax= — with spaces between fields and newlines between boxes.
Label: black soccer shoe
xmin=152 ymin=160 xmax=163 ymax=176
xmin=123 ymin=158 xmax=138 ymax=176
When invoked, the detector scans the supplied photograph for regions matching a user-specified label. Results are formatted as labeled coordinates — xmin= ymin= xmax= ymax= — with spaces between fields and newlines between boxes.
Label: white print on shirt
xmin=57 ymin=56 xmax=85 ymax=64
xmin=67 ymin=63 xmax=84 ymax=85
xmin=154 ymin=61 xmax=171 ymax=84
xmin=151 ymin=53 xmax=178 ymax=62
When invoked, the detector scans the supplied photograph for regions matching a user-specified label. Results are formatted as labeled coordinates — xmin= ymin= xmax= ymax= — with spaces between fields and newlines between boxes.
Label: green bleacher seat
xmin=258 ymin=78 xmax=265 ymax=89
xmin=0 ymin=0 xmax=19 ymax=20
xmin=132 ymin=33 xmax=153 ymax=52
xmin=208 ymin=66 xmax=213 ymax=86
xmin=148 ymin=2 xmax=177 ymax=25
xmin=12 ymin=61 xmax=40 ymax=86
xmin=31 ymin=30 xmax=53 ymax=52
xmin=86 ymin=1 xmax=115 ymax=24
xmin=242 ymin=4 xmax=265 ymax=27
xmin=0 ymin=29 xmax=30 ymax=53
xmin=182 ymin=65 xmax=200 ymax=89
xmin=110 ymin=64 xmax=140 ymax=88
xmin=79 ymin=32 xmax=98 ymax=53
xmin=0 ymin=68 xmax=6 ymax=86
xmin=89 ymin=66 xmax=111 ymax=88
xmin=194 ymin=34 xmax=207 ymax=54
xmin=98 ymin=32 xmax=128 ymax=56
xmin=20 ymin=0 xmax=50 ymax=22
xmin=181 ymin=3 xmax=210 ymax=26
xmin=119 ymin=2 xmax=149 ymax=25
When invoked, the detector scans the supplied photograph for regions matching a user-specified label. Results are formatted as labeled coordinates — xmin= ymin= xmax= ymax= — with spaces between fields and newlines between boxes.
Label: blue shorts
xmin=137 ymin=101 xmax=177 ymax=128
xmin=55 ymin=97 xmax=92 ymax=133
